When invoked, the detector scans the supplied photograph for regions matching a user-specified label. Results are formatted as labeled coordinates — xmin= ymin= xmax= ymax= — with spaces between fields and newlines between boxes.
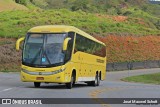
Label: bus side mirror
xmin=16 ymin=37 xmax=25 ymax=51
xmin=63 ymin=37 xmax=71 ymax=51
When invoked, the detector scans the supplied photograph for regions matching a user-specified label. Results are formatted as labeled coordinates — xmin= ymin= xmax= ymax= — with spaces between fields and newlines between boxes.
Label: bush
xmin=15 ymin=0 xmax=28 ymax=5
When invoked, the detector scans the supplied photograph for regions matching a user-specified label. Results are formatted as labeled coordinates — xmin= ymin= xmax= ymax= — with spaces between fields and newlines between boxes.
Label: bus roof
xmin=28 ymin=25 xmax=105 ymax=45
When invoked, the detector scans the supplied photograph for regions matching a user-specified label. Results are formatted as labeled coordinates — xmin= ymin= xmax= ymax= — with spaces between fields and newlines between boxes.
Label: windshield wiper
xmin=31 ymin=47 xmax=42 ymax=64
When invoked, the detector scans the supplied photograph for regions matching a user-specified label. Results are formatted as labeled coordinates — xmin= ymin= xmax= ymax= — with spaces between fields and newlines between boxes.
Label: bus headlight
xmin=51 ymin=68 xmax=66 ymax=74
xmin=21 ymin=68 xmax=66 ymax=75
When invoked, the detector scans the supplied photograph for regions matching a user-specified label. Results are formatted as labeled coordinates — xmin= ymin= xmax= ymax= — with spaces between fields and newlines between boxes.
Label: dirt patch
xmin=95 ymin=35 xmax=160 ymax=63
xmin=0 ymin=37 xmax=16 ymax=41
xmin=0 ymin=43 xmax=21 ymax=72
xmin=0 ymin=0 xmax=28 ymax=12
xmin=95 ymin=14 xmax=128 ymax=22
xmin=112 ymin=16 xmax=128 ymax=22
xmin=0 ymin=37 xmax=16 ymax=45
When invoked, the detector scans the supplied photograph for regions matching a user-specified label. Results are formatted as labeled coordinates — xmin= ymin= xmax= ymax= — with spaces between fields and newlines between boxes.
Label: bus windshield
xmin=23 ymin=33 xmax=66 ymax=67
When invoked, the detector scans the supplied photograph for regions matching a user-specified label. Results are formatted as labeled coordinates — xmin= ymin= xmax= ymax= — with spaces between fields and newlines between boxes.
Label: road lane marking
xmin=0 ymin=85 xmax=28 ymax=93
xmin=89 ymin=88 xmax=119 ymax=107
xmin=90 ymin=85 xmax=160 ymax=107
xmin=0 ymin=88 xmax=13 ymax=93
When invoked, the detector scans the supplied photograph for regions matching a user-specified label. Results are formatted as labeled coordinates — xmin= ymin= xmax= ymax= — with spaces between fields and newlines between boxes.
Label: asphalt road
xmin=0 ymin=68 xmax=160 ymax=107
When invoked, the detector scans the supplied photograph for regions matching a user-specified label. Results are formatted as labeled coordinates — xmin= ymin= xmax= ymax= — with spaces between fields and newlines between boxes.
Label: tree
xmin=14 ymin=0 xmax=27 ymax=5
xmin=71 ymin=0 xmax=89 ymax=11
xmin=45 ymin=0 xmax=65 ymax=9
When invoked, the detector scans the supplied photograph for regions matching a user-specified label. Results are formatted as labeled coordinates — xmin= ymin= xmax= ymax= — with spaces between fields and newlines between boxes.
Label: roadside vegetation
xmin=0 ymin=0 xmax=160 ymax=38
xmin=122 ymin=73 xmax=160 ymax=85
xmin=16 ymin=0 xmax=160 ymax=30
xmin=0 ymin=9 xmax=159 ymax=38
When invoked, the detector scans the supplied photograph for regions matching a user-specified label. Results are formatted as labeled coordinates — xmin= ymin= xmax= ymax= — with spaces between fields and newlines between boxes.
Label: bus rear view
xmin=16 ymin=25 xmax=106 ymax=89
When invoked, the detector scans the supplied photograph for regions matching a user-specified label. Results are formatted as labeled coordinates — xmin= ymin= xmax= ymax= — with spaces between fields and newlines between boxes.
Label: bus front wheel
xmin=34 ymin=82 xmax=41 ymax=88
xmin=66 ymin=74 xmax=74 ymax=89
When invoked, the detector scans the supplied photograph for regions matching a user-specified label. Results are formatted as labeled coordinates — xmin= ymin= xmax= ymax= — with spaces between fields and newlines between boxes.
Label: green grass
xmin=122 ymin=7 xmax=159 ymax=29
xmin=0 ymin=9 xmax=159 ymax=38
xmin=122 ymin=73 xmax=160 ymax=85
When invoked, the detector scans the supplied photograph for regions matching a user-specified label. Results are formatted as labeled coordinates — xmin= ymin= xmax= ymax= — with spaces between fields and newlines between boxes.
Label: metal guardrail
xmin=107 ymin=60 xmax=160 ymax=71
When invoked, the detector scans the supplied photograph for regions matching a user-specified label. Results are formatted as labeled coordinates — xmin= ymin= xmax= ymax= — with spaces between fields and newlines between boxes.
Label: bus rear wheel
xmin=34 ymin=82 xmax=41 ymax=88
xmin=87 ymin=74 xmax=100 ymax=86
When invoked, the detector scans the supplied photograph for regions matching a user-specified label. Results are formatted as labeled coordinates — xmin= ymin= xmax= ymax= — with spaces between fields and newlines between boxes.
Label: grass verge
xmin=122 ymin=73 xmax=160 ymax=85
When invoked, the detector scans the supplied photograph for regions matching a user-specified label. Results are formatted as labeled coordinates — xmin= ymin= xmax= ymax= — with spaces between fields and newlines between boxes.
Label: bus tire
xmin=95 ymin=73 xmax=100 ymax=86
xmin=34 ymin=82 xmax=41 ymax=88
xmin=97 ymin=73 xmax=100 ymax=86
xmin=87 ymin=82 xmax=92 ymax=86
xmin=90 ymin=73 xmax=100 ymax=86
xmin=66 ymin=74 xmax=74 ymax=89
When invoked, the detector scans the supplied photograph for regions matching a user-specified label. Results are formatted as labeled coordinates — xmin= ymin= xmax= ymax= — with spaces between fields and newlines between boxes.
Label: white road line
xmin=0 ymin=88 xmax=13 ymax=93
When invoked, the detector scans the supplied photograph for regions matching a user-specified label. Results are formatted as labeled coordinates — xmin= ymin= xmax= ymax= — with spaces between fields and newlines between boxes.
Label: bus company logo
xmin=2 ymin=99 xmax=11 ymax=104
xmin=39 ymin=72 xmax=42 ymax=75
xmin=149 ymin=0 xmax=160 ymax=4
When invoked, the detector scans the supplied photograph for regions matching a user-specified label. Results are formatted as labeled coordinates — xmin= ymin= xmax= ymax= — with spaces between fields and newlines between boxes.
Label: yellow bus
xmin=16 ymin=25 xmax=106 ymax=89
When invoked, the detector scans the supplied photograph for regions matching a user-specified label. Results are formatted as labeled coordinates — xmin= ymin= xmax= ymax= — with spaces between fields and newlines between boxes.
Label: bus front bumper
xmin=21 ymin=70 xmax=68 ymax=83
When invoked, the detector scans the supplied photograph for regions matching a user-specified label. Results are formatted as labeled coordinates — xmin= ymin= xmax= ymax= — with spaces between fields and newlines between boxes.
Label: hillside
xmin=23 ymin=0 xmax=159 ymax=17
xmin=0 ymin=0 xmax=27 ymax=12
xmin=0 ymin=9 xmax=160 ymax=38
xmin=0 ymin=0 xmax=159 ymax=38
xmin=0 ymin=0 xmax=160 ymax=72
xmin=20 ymin=0 xmax=160 ymax=29
xmin=13 ymin=0 xmax=160 ymax=33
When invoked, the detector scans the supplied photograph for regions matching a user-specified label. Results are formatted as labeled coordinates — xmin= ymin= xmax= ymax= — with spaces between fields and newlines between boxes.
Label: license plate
xmin=36 ymin=77 xmax=44 ymax=80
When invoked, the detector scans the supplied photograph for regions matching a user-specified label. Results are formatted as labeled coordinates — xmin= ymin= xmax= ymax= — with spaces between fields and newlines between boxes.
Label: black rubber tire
xmin=66 ymin=74 xmax=74 ymax=89
xmin=87 ymin=82 xmax=92 ymax=86
xmin=34 ymin=82 xmax=41 ymax=88
xmin=97 ymin=73 xmax=100 ymax=86
xmin=89 ymin=74 xmax=100 ymax=86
